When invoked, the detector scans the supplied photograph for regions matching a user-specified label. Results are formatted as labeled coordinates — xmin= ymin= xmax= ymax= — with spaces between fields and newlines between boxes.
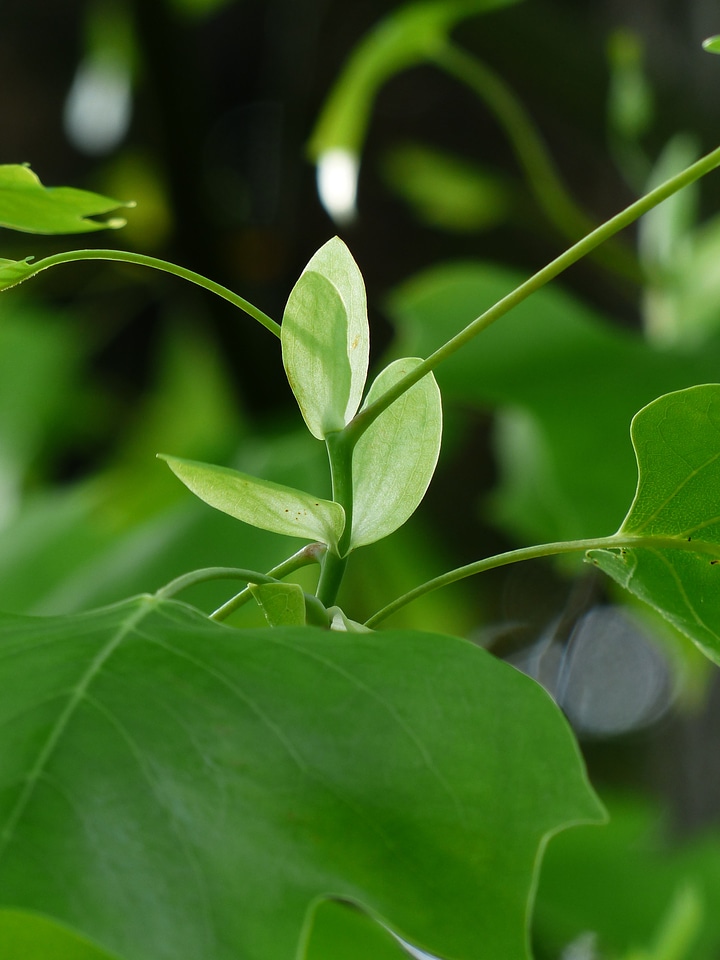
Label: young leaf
xmin=0 ymin=596 xmax=603 ymax=960
xmin=159 ymin=454 xmax=345 ymax=550
xmin=351 ymin=358 xmax=442 ymax=549
xmin=249 ymin=581 xmax=307 ymax=626
xmin=589 ymin=385 xmax=720 ymax=664
xmin=282 ymin=237 xmax=369 ymax=439
xmin=0 ymin=165 xmax=132 ymax=234
xmin=0 ymin=257 xmax=38 ymax=292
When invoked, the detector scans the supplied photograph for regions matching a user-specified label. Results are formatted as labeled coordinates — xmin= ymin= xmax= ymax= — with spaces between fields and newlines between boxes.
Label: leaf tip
xmin=702 ymin=35 xmax=720 ymax=54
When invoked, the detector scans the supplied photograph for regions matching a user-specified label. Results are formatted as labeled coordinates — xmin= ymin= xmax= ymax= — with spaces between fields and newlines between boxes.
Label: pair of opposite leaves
xmin=162 ymin=238 xmax=442 ymax=555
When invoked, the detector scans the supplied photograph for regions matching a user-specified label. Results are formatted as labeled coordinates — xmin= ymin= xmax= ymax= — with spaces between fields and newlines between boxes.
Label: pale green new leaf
xmin=249 ymin=581 xmax=306 ymax=626
xmin=159 ymin=454 xmax=345 ymax=550
xmin=590 ymin=385 xmax=720 ymax=664
xmin=351 ymin=358 xmax=442 ymax=549
xmin=282 ymin=237 xmax=369 ymax=439
xmin=0 ymin=596 xmax=603 ymax=960
xmin=0 ymin=165 xmax=132 ymax=234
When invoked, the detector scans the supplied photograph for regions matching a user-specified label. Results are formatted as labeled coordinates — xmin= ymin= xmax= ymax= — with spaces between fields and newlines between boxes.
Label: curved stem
xmin=155 ymin=566 xmax=281 ymax=601
xmin=210 ymin=543 xmax=326 ymax=622
xmin=364 ymin=533 xmax=720 ymax=627
xmin=20 ymin=249 xmax=281 ymax=337
xmin=345 ymin=139 xmax=720 ymax=447
xmin=431 ymin=41 xmax=642 ymax=284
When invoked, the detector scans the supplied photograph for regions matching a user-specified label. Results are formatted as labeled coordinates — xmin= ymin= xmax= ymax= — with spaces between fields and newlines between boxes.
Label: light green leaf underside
xmin=0 ymin=597 xmax=603 ymax=960
xmin=249 ymin=581 xmax=306 ymax=626
xmin=282 ymin=237 xmax=368 ymax=439
xmin=0 ymin=165 xmax=132 ymax=234
xmin=351 ymin=358 xmax=442 ymax=549
xmin=590 ymin=385 xmax=720 ymax=663
xmin=159 ymin=454 xmax=345 ymax=549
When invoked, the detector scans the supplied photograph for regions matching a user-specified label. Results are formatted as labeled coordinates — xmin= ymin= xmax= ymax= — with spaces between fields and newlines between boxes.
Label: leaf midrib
xmin=0 ymin=597 xmax=153 ymax=859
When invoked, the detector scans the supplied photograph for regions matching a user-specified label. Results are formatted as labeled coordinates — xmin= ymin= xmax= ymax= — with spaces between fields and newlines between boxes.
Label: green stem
xmin=210 ymin=543 xmax=325 ymax=621
xmin=364 ymin=533 xmax=720 ymax=627
xmin=315 ymin=431 xmax=354 ymax=606
xmin=346 ymin=139 xmax=720 ymax=446
xmin=431 ymin=41 xmax=642 ymax=284
xmin=20 ymin=249 xmax=281 ymax=337
xmin=155 ymin=566 xmax=281 ymax=601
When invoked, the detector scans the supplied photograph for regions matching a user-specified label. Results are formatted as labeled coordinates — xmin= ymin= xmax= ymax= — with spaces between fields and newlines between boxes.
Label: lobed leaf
xmin=282 ymin=237 xmax=369 ymax=440
xmin=350 ymin=358 xmax=442 ymax=549
xmin=0 ymin=596 xmax=603 ymax=960
xmin=590 ymin=385 xmax=720 ymax=664
xmin=0 ymin=165 xmax=132 ymax=234
xmin=159 ymin=454 xmax=345 ymax=550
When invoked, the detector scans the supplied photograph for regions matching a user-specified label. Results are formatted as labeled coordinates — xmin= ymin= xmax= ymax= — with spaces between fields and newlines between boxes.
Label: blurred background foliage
xmin=5 ymin=0 xmax=720 ymax=957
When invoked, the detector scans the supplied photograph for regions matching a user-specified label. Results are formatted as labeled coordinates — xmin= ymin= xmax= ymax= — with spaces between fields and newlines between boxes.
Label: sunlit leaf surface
xmin=0 ymin=597 xmax=603 ymax=960
xmin=0 ymin=165 xmax=132 ymax=234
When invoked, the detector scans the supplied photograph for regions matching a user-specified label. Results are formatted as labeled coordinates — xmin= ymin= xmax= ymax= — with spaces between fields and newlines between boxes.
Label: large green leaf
xmin=282 ymin=237 xmax=369 ymax=440
xmin=159 ymin=454 xmax=345 ymax=550
xmin=0 ymin=165 xmax=132 ymax=234
xmin=351 ymin=358 xmax=442 ymax=549
xmin=590 ymin=385 xmax=720 ymax=663
xmin=0 ymin=597 xmax=603 ymax=960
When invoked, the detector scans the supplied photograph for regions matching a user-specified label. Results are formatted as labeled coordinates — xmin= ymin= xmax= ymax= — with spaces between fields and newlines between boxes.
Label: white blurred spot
xmin=64 ymin=57 xmax=132 ymax=155
xmin=510 ymin=606 xmax=672 ymax=737
xmin=316 ymin=148 xmax=359 ymax=225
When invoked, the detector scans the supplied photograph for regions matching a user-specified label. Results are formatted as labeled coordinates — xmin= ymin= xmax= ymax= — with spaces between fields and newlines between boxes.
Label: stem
xmin=315 ymin=431 xmax=354 ymax=606
xmin=155 ymin=566 xmax=281 ymax=601
xmin=431 ymin=41 xmax=642 ymax=284
xmin=210 ymin=543 xmax=325 ymax=621
xmin=364 ymin=533 xmax=720 ymax=627
xmin=20 ymin=249 xmax=281 ymax=337
xmin=346 ymin=139 xmax=720 ymax=446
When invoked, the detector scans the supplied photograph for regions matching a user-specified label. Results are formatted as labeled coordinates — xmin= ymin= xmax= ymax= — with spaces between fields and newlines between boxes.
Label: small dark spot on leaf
xmin=711 ymin=560 xmax=719 ymax=565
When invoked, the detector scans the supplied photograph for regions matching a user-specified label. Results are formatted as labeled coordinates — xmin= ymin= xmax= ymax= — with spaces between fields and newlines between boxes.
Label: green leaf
xmin=590 ymin=385 xmax=720 ymax=663
xmin=0 ymin=257 xmax=38 ymax=291
xmin=535 ymin=793 xmax=719 ymax=960
xmin=0 ymin=910 xmax=120 ymax=960
xmin=0 ymin=165 xmax=132 ymax=234
xmin=351 ymin=358 xmax=442 ymax=549
xmin=282 ymin=237 xmax=369 ymax=440
xmin=159 ymin=454 xmax=346 ymax=550
xmin=308 ymin=0 xmax=521 ymax=160
xmin=305 ymin=901 xmax=409 ymax=960
xmin=0 ymin=597 xmax=603 ymax=960
xmin=249 ymin=581 xmax=307 ymax=626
